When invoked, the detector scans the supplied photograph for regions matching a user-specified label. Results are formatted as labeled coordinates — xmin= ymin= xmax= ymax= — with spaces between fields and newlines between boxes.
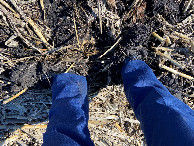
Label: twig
xmin=88 ymin=120 xmax=107 ymax=125
xmin=152 ymin=32 xmax=164 ymax=42
xmin=28 ymin=18 xmax=50 ymax=48
xmin=13 ymin=23 xmax=42 ymax=53
xmin=0 ymin=53 xmax=14 ymax=67
xmin=0 ymin=124 xmax=47 ymax=130
xmin=3 ymin=88 xmax=28 ymax=104
xmin=73 ymin=13 xmax=80 ymax=48
xmin=159 ymin=64 xmax=194 ymax=80
xmin=21 ymin=124 xmax=47 ymax=129
xmin=98 ymin=37 xmax=122 ymax=58
xmin=10 ymin=0 xmax=51 ymax=49
xmin=165 ymin=35 xmax=172 ymax=45
xmin=171 ymin=31 xmax=194 ymax=52
xmin=169 ymin=34 xmax=179 ymax=40
xmin=65 ymin=62 xmax=75 ymax=73
xmin=0 ymin=22 xmax=6 ymax=26
xmin=174 ymin=31 xmax=191 ymax=40
xmin=123 ymin=0 xmax=139 ymax=20
xmin=0 ymin=3 xmax=42 ymax=53
xmin=156 ymin=14 xmax=174 ymax=28
xmin=153 ymin=47 xmax=174 ymax=51
xmin=129 ymin=0 xmax=139 ymax=10
xmin=184 ymin=0 xmax=193 ymax=12
xmin=9 ymin=56 xmax=37 ymax=63
xmin=156 ymin=51 xmax=184 ymax=69
xmin=115 ymin=122 xmax=124 ymax=132
xmin=98 ymin=0 xmax=102 ymax=34
xmin=40 ymin=0 xmax=45 ymax=20
xmin=181 ymin=14 xmax=193 ymax=24
xmin=0 ymin=0 xmax=19 ymax=18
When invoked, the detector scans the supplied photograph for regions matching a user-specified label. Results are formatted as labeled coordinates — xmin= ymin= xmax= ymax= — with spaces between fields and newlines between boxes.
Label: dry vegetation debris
xmin=0 ymin=0 xmax=193 ymax=145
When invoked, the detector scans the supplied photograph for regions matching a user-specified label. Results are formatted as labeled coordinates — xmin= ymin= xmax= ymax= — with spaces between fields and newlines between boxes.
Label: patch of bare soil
xmin=0 ymin=0 xmax=193 ymax=145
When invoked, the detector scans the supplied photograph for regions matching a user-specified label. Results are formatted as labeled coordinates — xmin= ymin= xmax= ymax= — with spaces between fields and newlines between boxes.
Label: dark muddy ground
xmin=0 ymin=0 xmax=193 ymax=144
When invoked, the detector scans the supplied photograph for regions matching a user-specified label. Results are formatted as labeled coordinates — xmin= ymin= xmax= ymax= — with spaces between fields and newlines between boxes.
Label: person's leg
xmin=43 ymin=73 xmax=94 ymax=146
xmin=122 ymin=60 xmax=194 ymax=146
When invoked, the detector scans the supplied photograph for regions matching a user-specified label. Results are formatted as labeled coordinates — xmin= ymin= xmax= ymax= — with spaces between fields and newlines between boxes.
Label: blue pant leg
xmin=43 ymin=73 xmax=94 ymax=146
xmin=122 ymin=60 xmax=194 ymax=146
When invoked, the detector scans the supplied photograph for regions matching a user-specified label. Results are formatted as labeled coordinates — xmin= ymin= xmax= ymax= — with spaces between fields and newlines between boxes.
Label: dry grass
xmin=0 ymin=0 xmax=193 ymax=145
xmin=1 ymin=85 xmax=146 ymax=145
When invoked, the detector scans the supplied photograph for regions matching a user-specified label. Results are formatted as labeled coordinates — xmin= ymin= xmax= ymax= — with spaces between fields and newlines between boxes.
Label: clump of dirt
xmin=44 ymin=0 xmax=76 ymax=46
xmin=146 ymin=0 xmax=182 ymax=23
xmin=11 ymin=61 xmax=38 ymax=89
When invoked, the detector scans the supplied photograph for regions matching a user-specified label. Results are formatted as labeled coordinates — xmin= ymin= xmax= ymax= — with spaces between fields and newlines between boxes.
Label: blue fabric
xmin=43 ymin=74 xmax=94 ymax=146
xmin=43 ymin=60 xmax=194 ymax=146
xmin=122 ymin=60 xmax=194 ymax=146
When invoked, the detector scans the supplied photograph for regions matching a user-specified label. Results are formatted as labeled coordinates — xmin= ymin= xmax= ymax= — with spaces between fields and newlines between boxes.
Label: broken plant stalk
xmin=98 ymin=0 xmax=102 ymax=34
xmin=159 ymin=64 xmax=194 ymax=80
xmin=73 ymin=13 xmax=80 ymax=48
xmin=3 ymin=88 xmax=28 ymax=104
xmin=152 ymin=32 xmax=164 ymax=42
xmin=0 ymin=0 xmax=19 ymax=18
xmin=153 ymin=47 xmax=174 ymax=52
xmin=99 ymin=37 xmax=122 ymax=58
xmin=10 ymin=0 xmax=51 ymax=49
xmin=40 ymin=0 xmax=46 ymax=20
xmin=65 ymin=62 xmax=75 ymax=73
xmin=156 ymin=51 xmax=184 ymax=69
xmin=184 ymin=0 xmax=192 ymax=12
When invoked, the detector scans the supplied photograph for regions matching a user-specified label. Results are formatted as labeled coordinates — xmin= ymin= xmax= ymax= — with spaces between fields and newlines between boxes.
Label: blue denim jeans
xmin=43 ymin=60 xmax=194 ymax=146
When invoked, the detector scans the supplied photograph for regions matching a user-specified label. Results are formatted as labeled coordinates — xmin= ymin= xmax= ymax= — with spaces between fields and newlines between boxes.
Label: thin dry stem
xmin=165 ymin=35 xmax=172 ymax=45
xmin=153 ymin=47 xmax=174 ymax=52
xmin=152 ymin=32 xmax=164 ymax=42
xmin=98 ymin=0 xmax=102 ymax=34
xmin=0 ymin=0 xmax=19 ymax=18
xmin=156 ymin=51 xmax=184 ymax=69
xmin=10 ymin=0 xmax=51 ymax=49
xmin=65 ymin=62 xmax=75 ymax=73
xmin=99 ymin=37 xmax=122 ymax=58
xmin=3 ymin=88 xmax=28 ymax=104
xmin=156 ymin=14 xmax=174 ymax=28
xmin=184 ymin=0 xmax=193 ymax=12
xmin=22 ymin=124 xmax=47 ymax=129
xmin=174 ymin=31 xmax=191 ymax=40
xmin=40 ymin=0 xmax=45 ymax=20
xmin=73 ymin=13 xmax=80 ymax=48
xmin=159 ymin=64 xmax=194 ymax=80
xmin=115 ymin=122 xmax=124 ymax=132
